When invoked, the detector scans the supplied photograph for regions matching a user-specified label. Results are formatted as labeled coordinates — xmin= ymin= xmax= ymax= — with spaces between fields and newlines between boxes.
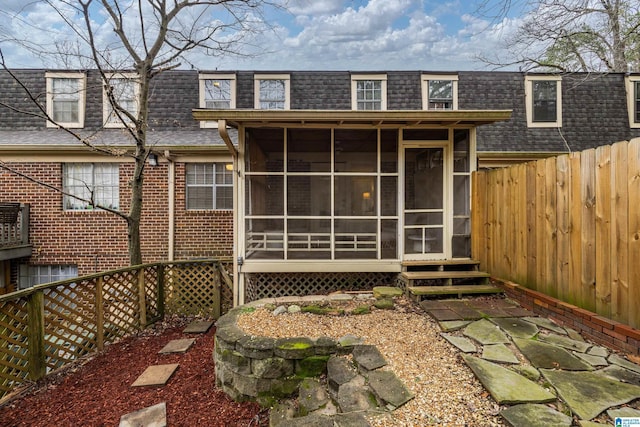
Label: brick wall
xmin=1 ymin=160 xmax=233 ymax=279
xmin=496 ymin=279 xmax=640 ymax=355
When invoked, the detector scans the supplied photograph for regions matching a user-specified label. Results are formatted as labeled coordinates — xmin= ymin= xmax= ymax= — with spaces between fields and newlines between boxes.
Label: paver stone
xmin=463 ymin=319 xmax=510 ymax=345
xmin=131 ymin=364 xmax=179 ymax=387
xmin=158 ymin=338 xmax=195 ymax=354
xmin=119 ymin=402 xmax=167 ymax=427
xmin=482 ymin=343 xmax=519 ymax=364
xmin=513 ymin=338 xmax=593 ymax=371
xmin=500 ymin=403 xmax=572 ymax=427
xmin=183 ymin=320 xmax=214 ymax=334
xmin=490 ymin=317 xmax=539 ymax=339
xmin=441 ymin=333 xmax=477 ymax=353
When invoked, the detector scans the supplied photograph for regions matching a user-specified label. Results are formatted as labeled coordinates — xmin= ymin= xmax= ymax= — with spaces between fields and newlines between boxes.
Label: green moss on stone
xmin=278 ymin=340 xmax=313 ymax=350
xmin=374 ymin=299 xmax=395 ymax=310
xmin=296 ymin=356 xmax=330 ymax=377
xmin=352 ymin=305 xmax=371 ymax=315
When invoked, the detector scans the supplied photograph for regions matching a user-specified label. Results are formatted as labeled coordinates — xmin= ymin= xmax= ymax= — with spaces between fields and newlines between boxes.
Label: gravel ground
xmin=236 ymin=297 xmax=506 ymax=427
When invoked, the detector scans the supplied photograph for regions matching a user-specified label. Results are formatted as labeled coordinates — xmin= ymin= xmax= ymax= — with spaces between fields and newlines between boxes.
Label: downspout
xmin=217 ymin=120 xmax=240 ymax=306
xmin=165 ymin=150 xmax=176 ymax=261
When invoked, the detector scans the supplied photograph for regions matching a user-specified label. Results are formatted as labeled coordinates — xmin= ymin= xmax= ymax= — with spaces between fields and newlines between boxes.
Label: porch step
xmin=401 ymin=271 xmax=489 ymax=281
xmin=401 ymin=259 xmax=480 ymax=272
xmin=401 ymin=259 xmax=480 ymax=267
xmin=407 ymin=284 xmax=503 ymax=299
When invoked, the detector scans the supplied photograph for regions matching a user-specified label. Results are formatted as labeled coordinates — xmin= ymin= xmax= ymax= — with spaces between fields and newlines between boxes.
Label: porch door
xmin=403 ymin=145 xmax=448 ymax=260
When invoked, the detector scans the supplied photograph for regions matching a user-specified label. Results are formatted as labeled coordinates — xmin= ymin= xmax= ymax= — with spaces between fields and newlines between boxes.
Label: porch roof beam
xmin=193 ymin=109 xmax=512 ymax=128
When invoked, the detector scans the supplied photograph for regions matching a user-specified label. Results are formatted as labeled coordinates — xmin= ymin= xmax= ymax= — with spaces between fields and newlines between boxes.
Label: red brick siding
xmin=1 ymin=161 xmax=233 ymax=277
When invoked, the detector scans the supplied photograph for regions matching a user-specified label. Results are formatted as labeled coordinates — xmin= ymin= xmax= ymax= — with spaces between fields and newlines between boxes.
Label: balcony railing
xmin=0 ymin=202 xmax=31 ymax=260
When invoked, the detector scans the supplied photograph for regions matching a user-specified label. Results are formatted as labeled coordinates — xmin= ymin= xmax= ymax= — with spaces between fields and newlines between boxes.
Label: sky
xmin=0 ymin=0 xmax=526 ymax=71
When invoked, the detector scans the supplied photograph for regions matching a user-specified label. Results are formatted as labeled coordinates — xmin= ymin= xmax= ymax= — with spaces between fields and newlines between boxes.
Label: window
xmin=103 ymin=73 xmax=139 ymax=127
xmin=625 ymin=76 xmax=640 ymax=128
xmin=422 ymin=74 xmax=458 ymax=110
xmin=46 ymin=72 xmax=86 ymax=128
xmin=254 ymin=74 xmax=290 ymax=109
xmin=525 ymin=75 xmax=562 ymax=127
xmin=186 ymin=163 xmax=233 ymax=210
xmin=199 ymin=73 xmax=236 ymax=128
xmin=63 ymin=163 xmax=120 ymax=210
xmin=351 ymin=74 xmax=387 ymax=110
xmin=19 ymin=265 xmax=77 ymax=289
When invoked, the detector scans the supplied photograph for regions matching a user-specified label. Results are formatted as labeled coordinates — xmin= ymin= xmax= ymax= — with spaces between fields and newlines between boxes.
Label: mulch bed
xmin=0 ymin=318 xmax=268 ymax=427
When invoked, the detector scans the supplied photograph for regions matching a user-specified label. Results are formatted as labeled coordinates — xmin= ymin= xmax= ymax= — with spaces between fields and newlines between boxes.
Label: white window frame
xmin=525 ymin=75 xmax=562 ymax=128
xmin=625 ymin=75 xmax=640 ymax=128
xmin=46 ymin=72 xmax=86 ymax=128
xmin=103 ymin=72 xmax=139 ymax=128
xmin=18 ymin=264 xmax=78 ymax=289
xmin=63 ymin=163 xmax=120 ymax=211
xmin=185 ymin=163 xmax=234 ymax=210
xmin=421 ymin=74 xmax=458 ymax=110
xmin=199 ymin=73 xmax=236 ymax=128
xmin=254 ymin=74 xmax=290 ymax=110
xmin=351 ymin=74 xmax=387 ymax=110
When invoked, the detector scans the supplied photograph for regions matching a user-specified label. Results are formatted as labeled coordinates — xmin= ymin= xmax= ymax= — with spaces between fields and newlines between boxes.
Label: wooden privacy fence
xmin=472 ymin=139 xmax=640 ymax=329
xmin=0 ymin=259 xmax=232 ymax=400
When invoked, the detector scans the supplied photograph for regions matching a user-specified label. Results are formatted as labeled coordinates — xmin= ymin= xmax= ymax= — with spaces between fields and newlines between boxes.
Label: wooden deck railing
xmin=0 ymin=203 xmax=29 ymax=249
xmin=0 ymin=259 xmax=232 ymax=400
xmin=472 ymin=139 xmax=640 ymax=330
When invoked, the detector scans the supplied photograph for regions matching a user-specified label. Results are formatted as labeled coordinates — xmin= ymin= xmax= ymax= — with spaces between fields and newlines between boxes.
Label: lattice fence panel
xmin=0 ymin=299 xmax=29 ymax=398
xmin=244 ymin=272 xmax=396 ymax=302
xmin=164 ymin=263 xmax=221 ymax=317
xmin=102 ymin=271 xmax=140 ymax=340
xmin=143 ymin=267 xmax=160 ymax=323
xmin=43 ymin=279 xmax=99 ymax=372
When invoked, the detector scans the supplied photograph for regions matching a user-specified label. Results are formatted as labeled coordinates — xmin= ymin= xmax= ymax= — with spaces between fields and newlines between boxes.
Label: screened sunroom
xmin=192 ymin=110 xmax=511 ymax=302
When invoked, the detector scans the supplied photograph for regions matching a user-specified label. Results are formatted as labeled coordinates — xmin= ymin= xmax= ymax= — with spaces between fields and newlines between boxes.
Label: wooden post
xmin=95 ymin=277 xmax=104 ymax=350
xmin=138 ymin=269 xmax=147 ymax=328
xmin=157 ymin=264 xmax=165 ymax=320
xmin=27 ymin=290 xmax=45 ymax=381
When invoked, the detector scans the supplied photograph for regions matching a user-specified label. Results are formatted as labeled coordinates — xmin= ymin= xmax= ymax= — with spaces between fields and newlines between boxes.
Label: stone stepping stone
xmin=368 ymin=370 xmax=414 ymax=409
xmin=132 ymin=364 xmax=179 ymax=387
xmin=372 ymin=286 xmax=402 ymax=299
xmin=522 ymin=317 xmax=567 ymax=335
xmin=597 ymin=365 xmax=640 ymax=387
xmin=482 ymin=343 xmax=519 ymax=364
xmin=158 ymin=338 xmax=195 ymax=354
xmin=573 ymin=352 xmax=608 ymax=367
xmin=119 ymin=402 xmax=167 ymax=427
xmin=429 ymin=309 xmax=463 ymax=321
xmin=541 ymin=368 xmax=640 ymax=420
xmin=439 ymin=320 xmax=471 ymax=332
xmin=587 ymin=346 xmax=609 ymax=358
xmin=441 ymin=333 xmax=477 ymax=353
xmin=442 ymin=301 xmax=483 ymax=320
xmin=608 ymin=407 xmax=640 ymax=420
xmin=491 ymin=317 xmax=539 ymax=339
xmin=337 ymin=377 xmax=377 ymax=413
xmin=183 ymin=320 xmax=214 ymax=333
xmin=333 ymin=413 xmax=371 ymax=427
xmin=609 ymin=354 xmax=640 ymax=375
xmin=463 ymin=319 xmax=510 ymax=345
xmin=327 ymin=356 xmax=358 ymax=391
xmin=538 ymin=333 xmax=591 ymax=353
xmin=298 ymin=378 xmax=330 ymax=414
xmin=502 ymin=306 xmax=535 ymax=317
xmin=513 ymin=338 xmax=593 ymax=371
xmin=501 ymin=403 xmax=572 ymax=427
xmin=462 ymin=355 xmax=555 ymax=405
xmin=352 ymin=345 xmax=387 ymax=371
xmin=564 ymin=328 xmax=585 ymax=342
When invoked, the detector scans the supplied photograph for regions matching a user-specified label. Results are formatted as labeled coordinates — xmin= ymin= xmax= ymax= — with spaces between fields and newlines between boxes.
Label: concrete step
xmin=408 ymin=284 xmax=503 ymax=299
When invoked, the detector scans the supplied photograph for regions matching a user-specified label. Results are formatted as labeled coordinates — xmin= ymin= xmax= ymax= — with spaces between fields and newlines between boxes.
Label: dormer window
xmin=525 ymin=75 xmax=562 ymax=128
xmin=422 ymin=74 xmax=458 ymax=110
xmin=254 ymin=74 xmax=290 ymax=110
xmin=103 ymin=73 xmax=139 ymax=128
xmin=46 ymin=72 xmax=86 ymax=128
xmin=199 ymin=73 xmax=236 ymax=128
xmin=351 ymin=74 xmax=387 ymax=110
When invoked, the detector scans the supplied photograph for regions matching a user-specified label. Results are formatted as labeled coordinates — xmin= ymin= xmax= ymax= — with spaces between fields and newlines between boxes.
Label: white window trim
xmin=185 ymin=162 xmax=234 ymax=210
xmin=625 ymin=75 xmax=640 ymax=128
xmin=525 ymin=75 xmax=562 ymax=128
xmin=254 ymin=73 xmax=290 ymax=110
xmin=103 ymin=72 xmax=140 ymax=128
xmin=421 ymin=74 xmax=458 ymax=110
xmin=63 ymin=163 xmax=120 ymax=211
xmin=199 ymin=73 xmax=236 ymax=128
xmin=350 ymin=74 xmax=387 ymax=110
xmin=46 ymin=72 xmax=86 ymax=128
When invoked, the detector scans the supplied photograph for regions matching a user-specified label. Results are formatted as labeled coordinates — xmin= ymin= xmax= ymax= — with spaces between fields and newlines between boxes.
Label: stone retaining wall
xmin=495 ymin=279 xmax=640 ymax=355
xmin=213 ymin=296 xmax=362 ymax=405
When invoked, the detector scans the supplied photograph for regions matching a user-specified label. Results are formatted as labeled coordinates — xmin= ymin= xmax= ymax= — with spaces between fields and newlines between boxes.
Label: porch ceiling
xmin=192 ymin=109 xmax=512 ymax=128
